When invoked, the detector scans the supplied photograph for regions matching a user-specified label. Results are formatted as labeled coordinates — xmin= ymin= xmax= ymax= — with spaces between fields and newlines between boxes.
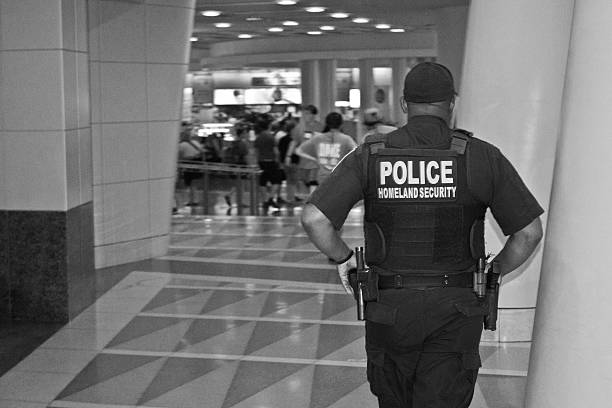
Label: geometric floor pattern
xmin=0 ymin=209 xmax=530 ymax=407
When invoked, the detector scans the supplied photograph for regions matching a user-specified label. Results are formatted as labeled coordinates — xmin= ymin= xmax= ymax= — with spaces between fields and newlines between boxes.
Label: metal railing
xmin=177 ymin=160 xmax=262 ymax=215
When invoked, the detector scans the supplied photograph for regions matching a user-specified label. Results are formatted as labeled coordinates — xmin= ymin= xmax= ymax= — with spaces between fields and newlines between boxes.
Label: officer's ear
xmin=400 ymin=96 xmax=408 ymax=113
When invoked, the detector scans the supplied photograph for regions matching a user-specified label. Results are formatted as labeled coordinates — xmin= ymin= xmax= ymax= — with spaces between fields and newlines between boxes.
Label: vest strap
xmin=450 ymin=129 xmax=472 ymax=155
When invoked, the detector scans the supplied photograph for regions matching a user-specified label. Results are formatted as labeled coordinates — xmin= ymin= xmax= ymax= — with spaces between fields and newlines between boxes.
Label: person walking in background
xmin=253 ymin=115 xmax=283 ymax=212
xmin=292 ymin=104 xmax=325 ymax=197
xmin=300 ymin=62 xmax=543 ymax=407
xmin=223 ymin=122 xmax=250 ymax=209
xmin=362 ymin=107 xmax=397 ymax=143
xmin=177 ymin=122 xmax=205 ymax=207
xmin=277 ymin=118 xmax=299 ymax=204
xmin=295 ymin=111 xmax=357 ymax=189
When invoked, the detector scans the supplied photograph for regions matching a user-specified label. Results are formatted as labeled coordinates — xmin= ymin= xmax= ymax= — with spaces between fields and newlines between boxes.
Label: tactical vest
xmin=363 ymin=130 xmax=486 ymax=275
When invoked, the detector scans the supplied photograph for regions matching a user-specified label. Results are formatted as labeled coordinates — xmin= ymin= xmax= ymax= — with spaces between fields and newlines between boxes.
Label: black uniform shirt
xmin=308 ymin=115 xmax=544 ymax=235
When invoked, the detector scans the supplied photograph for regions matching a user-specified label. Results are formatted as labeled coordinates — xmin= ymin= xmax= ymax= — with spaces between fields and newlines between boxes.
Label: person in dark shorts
xmin=300 ymin=62 xmax=544 ymax=408
xmin=223 ymin=122 xmax=251 ymax=208
xmin=253 ymin=115 xmax=283 ymax=210
xmin=177 ymin=122 xmax=205 ymax=206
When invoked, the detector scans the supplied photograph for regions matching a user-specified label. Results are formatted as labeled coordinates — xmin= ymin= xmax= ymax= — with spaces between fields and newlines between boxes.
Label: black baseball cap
xmin=403 ymin=62 xmax=456 ymax=103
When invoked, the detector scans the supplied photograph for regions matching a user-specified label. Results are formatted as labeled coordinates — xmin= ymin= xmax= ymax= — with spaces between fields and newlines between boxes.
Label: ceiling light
xmin=320 ymin=25 xmax=335 ymax=31
xmin=305 ymin=6 xmax=326 ymax=13
xmin=330 ymin=12 xmax=349 ymax=19
xmin=215 ymin=22 xmax=231 ymax=28
xmin=390 ymin=28 xmax=405 ymax=33
xmin=245 ymin=17 xmax=262 ymax=21
xmin=276 ymin=0 xmax=297 ymax=5
xmin=282 ymin=20 xmax=299 ymax=26
xmin=238 ymin=34 xmax=253 ymax=39
xmin=307 ymin=31 xmax=323 ymax=35
xmin=190 ymin=37 xmax=198 ymax=42
xmin=352 ymin=17 xmax=370 ymax=23
xmin=268 ymin=27 xmax=284 ymax=32
xmin=375 ymin=24 xmax=391 ymax=29
xmin=201 ymin=10 xmax=221 ymax=17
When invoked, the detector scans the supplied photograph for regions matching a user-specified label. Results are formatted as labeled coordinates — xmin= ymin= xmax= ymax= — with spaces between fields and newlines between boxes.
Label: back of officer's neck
xmin=407 ymin=102 xmax=452 ymax=125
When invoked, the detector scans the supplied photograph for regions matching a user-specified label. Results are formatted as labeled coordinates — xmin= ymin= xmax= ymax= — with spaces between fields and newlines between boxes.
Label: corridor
xmin=0 ymin=209 xmax=529 ymax=408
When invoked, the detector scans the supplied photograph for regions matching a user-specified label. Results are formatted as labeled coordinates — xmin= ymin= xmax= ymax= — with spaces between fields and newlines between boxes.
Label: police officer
xmin=301 ymin=62 xmax=544 ymax=407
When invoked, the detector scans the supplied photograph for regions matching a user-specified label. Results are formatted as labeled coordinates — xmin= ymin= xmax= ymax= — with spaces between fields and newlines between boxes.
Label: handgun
xmin=474 ymin=257 xmax=486 ymax=299
xmin=355 ymin=246 xmax=367 ymax=321
xmin=484 ymin=260 xmax=501 ymax=331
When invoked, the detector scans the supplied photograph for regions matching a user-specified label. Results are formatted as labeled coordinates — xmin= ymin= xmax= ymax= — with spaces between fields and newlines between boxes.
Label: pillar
xmin=318 ymin=59 xmax=337 ymax=118
xmin=434 ymin=6 xmax=469 ymax=92
xmin=300 ymin=59 xmax=319 ymax=108
xmin=358 ymin=58 xmax=376 ymax=113
xmin=457 ymin=0 xmax=574 ymax=341
xmin=391 ymin=58 xmax=408 ymax=126
xmin=525 ymin=1 xmax=612 ymax=405
xmin=0 ymin=0 xmax=93 ymax=321
xmin=89 ymin=0 xmax=195 ymax=268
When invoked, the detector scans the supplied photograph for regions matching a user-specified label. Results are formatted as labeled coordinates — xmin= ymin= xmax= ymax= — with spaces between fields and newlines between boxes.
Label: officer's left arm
xmin=492 ymin=216 xmax=543 ymax=278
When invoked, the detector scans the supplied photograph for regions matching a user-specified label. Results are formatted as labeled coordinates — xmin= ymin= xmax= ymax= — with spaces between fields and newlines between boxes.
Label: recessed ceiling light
xmin=320 ymin=25 xmax=335 ymax=31
xmin=190 ymin=36 xmax=198 ymax=42
xmin=282 ymin=20 xmax=299 ymax=26
xmin=352 ymin=17 xmax=370 ymax=23
xmin=390 ymin=28 xmax=405 ymax=33
xmin=201 ymin=10 xmax=221 ymax=17
xmin=268 ymin=27 xmax=284 ymax=32
xmin=238 ymin=34 xmax=253 ymax=39
xmin=276 ymin=0 xmax=297 ymax=5
xmin=307 ymin=31 xmax=323 ymax=35
xmin=330 ymin=12 xmax=349 ymax=19
xmin=305 ymin=6 xmax=326 ymax=13
xmin=245 ymin=17 xmax=262 ymax=21
xmin=215 ymin=22 xmax=232 ymax=28
xmin=375 ymin=24 xmax=391 ymax=29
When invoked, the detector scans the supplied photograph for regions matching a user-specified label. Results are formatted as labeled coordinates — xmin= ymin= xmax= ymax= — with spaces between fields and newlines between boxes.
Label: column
xmin=300 ymin=59 xmax=319 ymax=108
xmin=457 ymin=0 xmax=574 ymax=341
xmin=525 ymin=1 xmax=612 ymax=405
xmin=0 ymin=0 xmax=93 ymax=321
xmin=434 ymin=6 xmax=469 ymax=92
xmin=89 ymin=0 xmax=195 ymax=268
xmin=358 ymin=58 xmax=376 ymax=112
xmin=317 ymin=59 xmax=337 ymax=118
xmin=391 ymin=58 xmax=408 ymax=126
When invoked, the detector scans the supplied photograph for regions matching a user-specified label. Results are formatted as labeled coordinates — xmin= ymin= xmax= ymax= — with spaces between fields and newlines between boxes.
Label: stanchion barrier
xmin=177 ymin=161 xmax=262 ymax=215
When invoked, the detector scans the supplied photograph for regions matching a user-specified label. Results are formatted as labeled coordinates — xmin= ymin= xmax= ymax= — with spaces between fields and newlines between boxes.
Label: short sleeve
xmin=469 ymin=142 xmax=544 ymax=235
xmin=299 ymin=139 xmax=317 ymax=157
xmin=307 ymin=149 xmax=364 ymax=229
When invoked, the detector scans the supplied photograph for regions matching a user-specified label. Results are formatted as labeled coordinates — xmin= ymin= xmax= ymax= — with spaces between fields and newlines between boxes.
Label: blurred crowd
xmin=175 ymin=104 xmax=396 ymax=214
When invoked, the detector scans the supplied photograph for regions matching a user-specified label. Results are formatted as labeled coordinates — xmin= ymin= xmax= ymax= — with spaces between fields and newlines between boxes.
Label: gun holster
xmin=348 ymin=268 xmax=379 ymax=302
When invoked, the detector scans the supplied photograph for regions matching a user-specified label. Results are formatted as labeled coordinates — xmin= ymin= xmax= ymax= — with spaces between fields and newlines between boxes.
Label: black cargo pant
xmin=364 ymin=286 xmax=486 ymax=408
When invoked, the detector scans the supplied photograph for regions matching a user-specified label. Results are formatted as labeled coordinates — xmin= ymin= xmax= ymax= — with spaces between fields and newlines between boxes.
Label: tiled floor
xmin=0 ymin=204 xmax=529 ymax=407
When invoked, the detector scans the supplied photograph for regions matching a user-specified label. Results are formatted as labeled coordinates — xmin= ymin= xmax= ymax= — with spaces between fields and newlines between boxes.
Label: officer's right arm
xmin=301 ymin=204 xmax=354 ymax=264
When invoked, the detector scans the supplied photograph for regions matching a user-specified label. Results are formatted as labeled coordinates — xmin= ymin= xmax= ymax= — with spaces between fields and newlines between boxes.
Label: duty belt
xmin=378 ymin=272 xmax=473 ymax=289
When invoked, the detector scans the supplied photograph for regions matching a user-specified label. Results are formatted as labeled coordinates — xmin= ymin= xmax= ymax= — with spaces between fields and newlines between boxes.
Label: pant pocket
xmin=454 ymin=299 xmax=487 ymax=317
xmin=365 ymin=301 xmax=397 ymax=326
xmin=440 ymin=352 xmax=481 ymax=406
